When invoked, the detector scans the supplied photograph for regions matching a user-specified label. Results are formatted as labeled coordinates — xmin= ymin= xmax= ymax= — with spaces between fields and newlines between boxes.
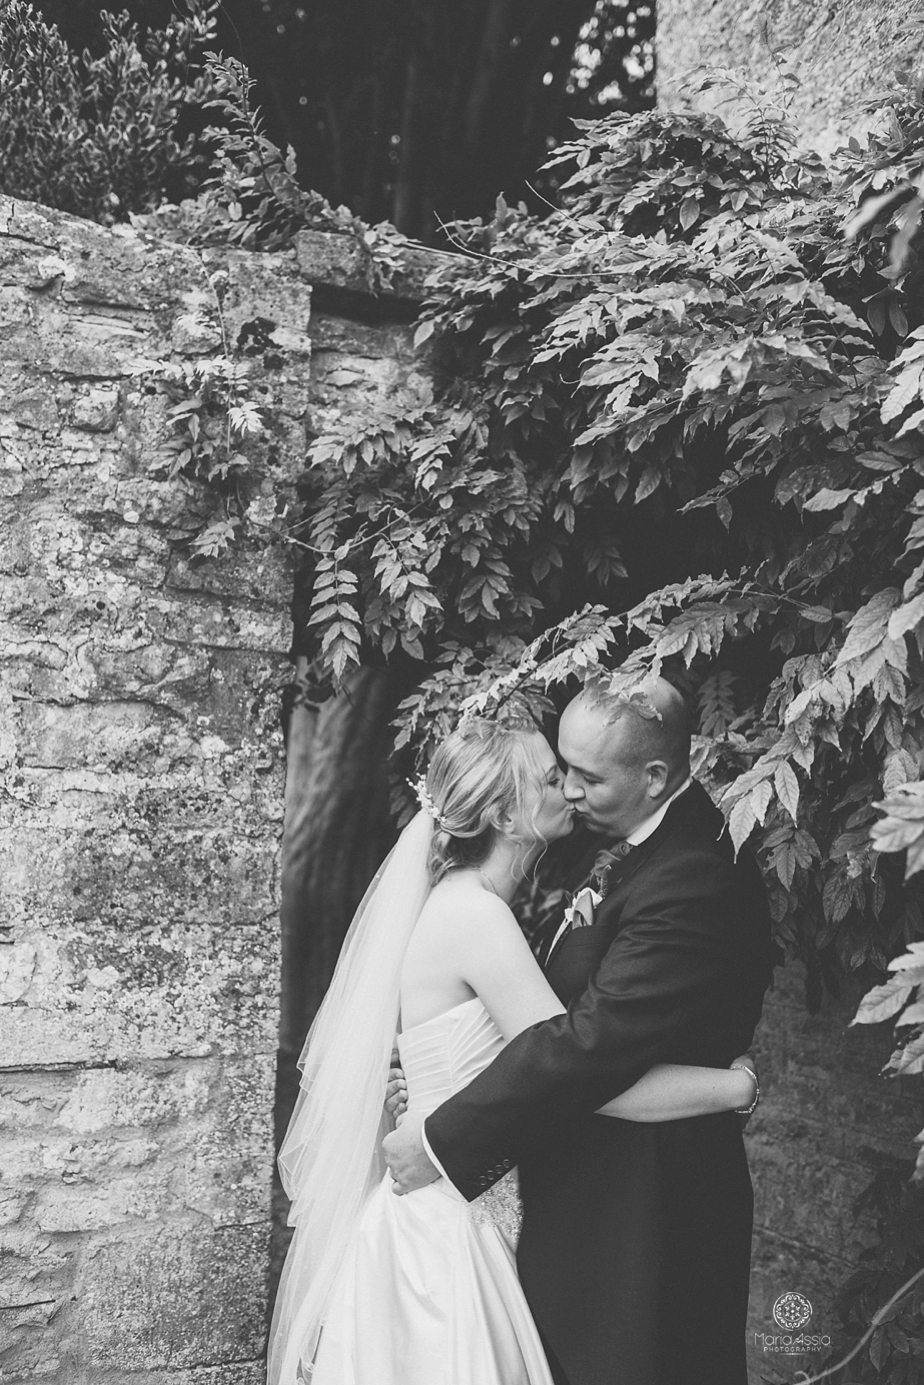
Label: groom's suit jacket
xmin=425 ymin=782 xmax=773 ymax=1385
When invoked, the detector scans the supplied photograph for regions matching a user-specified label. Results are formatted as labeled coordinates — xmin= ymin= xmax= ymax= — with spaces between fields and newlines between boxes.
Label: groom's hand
xmin=382 ymin=1112 xmax=440 ymax=1194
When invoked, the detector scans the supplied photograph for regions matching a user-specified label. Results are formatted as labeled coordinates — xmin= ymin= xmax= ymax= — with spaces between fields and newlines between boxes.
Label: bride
xmin=267 ymin=717 xmax=757 ymax=1385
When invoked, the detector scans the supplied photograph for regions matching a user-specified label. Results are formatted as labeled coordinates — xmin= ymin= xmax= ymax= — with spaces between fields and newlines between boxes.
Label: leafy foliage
xmin=129 ymin=256 xmax=293 ymax=562
xmin=0 ymin=0 xmax=221 ymax=222
xmin=133 ymin=54 xmax=369 ymax=253
xmin=286 ymin=71 xmax=924 ymax=1188
xmin=853 ymin=936 xmax=924 ymax=1183
xmin=817 ymin=1162 xmax=924 ymax=1383
xmin=142 ymin=354 xmax=266 ymax=558
xmin=123 ymin=42 xmax=924 ymax=1194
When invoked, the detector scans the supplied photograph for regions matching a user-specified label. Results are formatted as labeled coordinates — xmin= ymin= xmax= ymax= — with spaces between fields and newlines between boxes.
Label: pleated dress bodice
xmin=398 ymin=997 xmax=506 ymax=1116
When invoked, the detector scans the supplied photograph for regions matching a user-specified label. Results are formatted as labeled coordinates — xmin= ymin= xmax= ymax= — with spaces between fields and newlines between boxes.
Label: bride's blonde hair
xmin=422 ymin=718 xmax=551 ymax=885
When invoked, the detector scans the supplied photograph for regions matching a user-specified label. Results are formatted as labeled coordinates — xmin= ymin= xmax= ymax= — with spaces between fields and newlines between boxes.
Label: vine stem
xmin=246 ymin=499 xmax=431 ymax=558
xmin=792 ymin=1264 xmax=924 ymax=1385
xmin=190 ymin=245 xmax=234 ymax=462
xmin=433 ymin=213 xmax=625 ymax=284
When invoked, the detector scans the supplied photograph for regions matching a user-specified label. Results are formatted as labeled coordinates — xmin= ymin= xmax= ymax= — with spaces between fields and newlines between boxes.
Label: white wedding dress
xmin=307 ymin=996 xmax=555 ymax=1385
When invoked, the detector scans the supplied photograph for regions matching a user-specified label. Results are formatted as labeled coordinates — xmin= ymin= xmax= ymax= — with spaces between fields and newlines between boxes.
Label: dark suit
xmin=425 ymin=782 xmax=773 ymax=1385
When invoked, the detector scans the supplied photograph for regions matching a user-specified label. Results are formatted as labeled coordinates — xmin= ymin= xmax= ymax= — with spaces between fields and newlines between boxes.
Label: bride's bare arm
xmin=458 ymin=901 xmax=757 ymax=1122
xmin=455 ymin=895 xmax=567 ymax=1042
xmin=594 ymin=1062 xmax=756 ymax=1121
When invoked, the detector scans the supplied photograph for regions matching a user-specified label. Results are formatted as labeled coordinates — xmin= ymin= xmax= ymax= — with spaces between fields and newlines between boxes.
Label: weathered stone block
xmin=16 ymin=701 xmax=169 ymax=770
xmin=0 ymin=1297 xmax=66 ymax=1382
xmin=79 ymin=1223 xmax=269 ymax=1369
xmin=0 ymin=444 xmax=26 ymax=497
xmin=1 ymin=917 xmax=279 ymax=1064
xmin=65 ymin=823 xmax=278 ymax=928
xmin=309 ymin=309 xmax=413 ymax=358
xmin=208 ymin=249 xmax=313 ymax=361
xmin=294 ymin=228 xmax=371 ymax=296
xmin=0 ymin=1224 xmax=76 ymax=1313
xmin=84 ymin=1364 xmax=266 ymax=1385
xmin=70 ymin=639 xmax=213 ymax=713
xmin=166 ymin=543 xmax=292 ymax=605
xmin=0 ymin=515 xmax=37 ymax=576
xmin=294 ymin=227 xmax=462 ymax=306
xmin=0 ymin=284 xmax=35 ymax=327
xmin=4 ymin=388 xmax=61 ymax=433
xmin=1 ymin=1055 xmax=274 ymax=1234
xmin=312 ymin=348 xmax=411 ymax=400
xmin=145 ymin=594 xmax=291 ymax=653
xmin=72 ymin=385 xmax=121 ymax=433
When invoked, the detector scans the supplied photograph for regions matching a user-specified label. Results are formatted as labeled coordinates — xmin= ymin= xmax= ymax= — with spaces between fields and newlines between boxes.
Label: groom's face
xmin=558 ymin=697 xmax=664 ymax=839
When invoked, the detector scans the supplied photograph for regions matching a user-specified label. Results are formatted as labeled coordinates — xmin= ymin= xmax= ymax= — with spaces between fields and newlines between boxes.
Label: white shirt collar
xmin=625 ymin=776 xmax=693 ymax=847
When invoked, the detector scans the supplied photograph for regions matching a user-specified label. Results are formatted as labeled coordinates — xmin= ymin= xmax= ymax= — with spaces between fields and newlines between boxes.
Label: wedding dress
xmin=308 ymin=996 xmax=553 ymax=1385
xmin=267 ymin=812 xmax=555 ymax=1385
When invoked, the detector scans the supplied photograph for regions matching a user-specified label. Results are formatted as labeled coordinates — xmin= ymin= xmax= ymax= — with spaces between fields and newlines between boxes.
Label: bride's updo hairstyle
xmin=422 ymin=718 xmax=550 ymax=885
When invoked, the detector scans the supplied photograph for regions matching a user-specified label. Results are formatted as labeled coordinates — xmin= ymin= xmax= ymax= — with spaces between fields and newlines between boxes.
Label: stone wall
xmin=0 ymin=193 xmax=308 ymax=1384
xmin=0 ymin=196 xmax=438 ymax=1385
xmin=657 ymin=0 xmax=924 ymax=153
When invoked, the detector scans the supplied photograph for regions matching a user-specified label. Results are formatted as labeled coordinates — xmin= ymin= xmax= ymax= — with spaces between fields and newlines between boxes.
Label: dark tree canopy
xmin=32 ymin=0 xmax=655 ymax=239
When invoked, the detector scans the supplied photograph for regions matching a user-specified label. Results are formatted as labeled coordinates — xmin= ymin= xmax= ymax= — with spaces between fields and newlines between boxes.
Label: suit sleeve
xmin=425 ymin=856 xmax=760 ymax=1200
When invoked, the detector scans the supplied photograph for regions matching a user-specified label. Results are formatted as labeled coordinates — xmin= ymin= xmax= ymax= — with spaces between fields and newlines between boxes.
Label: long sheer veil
xmin=267 ymin=809 xmax=433 ymax=1385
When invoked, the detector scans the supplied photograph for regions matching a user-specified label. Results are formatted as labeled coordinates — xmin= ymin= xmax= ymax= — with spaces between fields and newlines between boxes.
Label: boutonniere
xmin=590 ymin=842 xmax=633 ymax=898
xmin=563 ymin=884 xmax=602 ymax=930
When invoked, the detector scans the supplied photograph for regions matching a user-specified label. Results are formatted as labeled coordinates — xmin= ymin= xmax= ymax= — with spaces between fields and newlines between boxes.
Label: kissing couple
xmin=268 ymin=676 xmax=773 ymax=1385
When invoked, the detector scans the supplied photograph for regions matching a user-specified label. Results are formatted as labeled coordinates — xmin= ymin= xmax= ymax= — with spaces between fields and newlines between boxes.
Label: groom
xmin=384 ymin=678 xmax=773 ymax=1385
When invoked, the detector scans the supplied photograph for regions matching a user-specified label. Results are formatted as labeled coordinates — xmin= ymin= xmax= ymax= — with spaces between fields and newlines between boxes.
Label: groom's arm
xmin=425 ymin=864 xmax=755 ymax=1200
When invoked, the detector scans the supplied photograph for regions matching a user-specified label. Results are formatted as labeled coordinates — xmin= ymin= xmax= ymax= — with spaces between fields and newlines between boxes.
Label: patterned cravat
xmin=590 ymin=840 xmax=633 ymax=897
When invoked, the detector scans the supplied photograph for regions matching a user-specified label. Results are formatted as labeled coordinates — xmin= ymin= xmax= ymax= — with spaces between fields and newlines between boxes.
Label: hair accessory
xmin=410 ymin=775 xmax=451 ymax=832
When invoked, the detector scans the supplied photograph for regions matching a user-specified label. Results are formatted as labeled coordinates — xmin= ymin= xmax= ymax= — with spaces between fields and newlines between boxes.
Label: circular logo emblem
xmin=773 ymin=1292 xmax=813 ymax=1330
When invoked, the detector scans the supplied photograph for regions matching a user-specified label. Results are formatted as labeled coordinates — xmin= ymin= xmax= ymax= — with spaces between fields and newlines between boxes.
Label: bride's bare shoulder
xmin=417 ymin=876 xmax=514 ymax=935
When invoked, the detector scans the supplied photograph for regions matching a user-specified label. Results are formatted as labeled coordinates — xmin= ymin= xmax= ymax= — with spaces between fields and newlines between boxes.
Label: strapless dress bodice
xmin=397 ymin=997 xmax=521 ymax=1242
xmin=398 ymin=996 xmax=506 ymax=1117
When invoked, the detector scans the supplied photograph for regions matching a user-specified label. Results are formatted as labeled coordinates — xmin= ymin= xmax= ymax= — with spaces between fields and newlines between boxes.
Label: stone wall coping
xmin=294 ymin=227 xmax=468 ymax=316
xmin=2 ymin=191 xmax=469 ymax=320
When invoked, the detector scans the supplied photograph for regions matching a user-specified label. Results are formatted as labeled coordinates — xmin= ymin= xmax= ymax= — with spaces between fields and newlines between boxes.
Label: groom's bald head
xmin=575 ymin=677 xmax=692 ymax=774
xmin=558 ymin=678 xmax=693 ymax=837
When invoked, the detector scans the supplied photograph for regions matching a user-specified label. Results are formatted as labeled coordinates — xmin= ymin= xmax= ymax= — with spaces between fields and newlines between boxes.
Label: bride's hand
xmin=385 ymin=1047 xmax=408 ymax=1124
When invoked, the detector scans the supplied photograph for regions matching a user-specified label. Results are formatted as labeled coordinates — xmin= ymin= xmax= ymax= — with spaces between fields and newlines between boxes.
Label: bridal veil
xmin=266 ymin=809 xmax=433 ymax=1385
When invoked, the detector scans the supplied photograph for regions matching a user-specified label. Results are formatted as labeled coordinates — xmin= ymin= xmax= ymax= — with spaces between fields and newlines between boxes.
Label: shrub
xmin=0 ymin=0 xmax=221 ymax=222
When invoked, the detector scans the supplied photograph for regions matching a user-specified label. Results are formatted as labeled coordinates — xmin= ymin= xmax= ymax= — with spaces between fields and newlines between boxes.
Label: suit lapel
xmin=543 ymin=782 xmax=722 ymax=965
xmin=594 ymin=783 xmax=722 ymax=920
